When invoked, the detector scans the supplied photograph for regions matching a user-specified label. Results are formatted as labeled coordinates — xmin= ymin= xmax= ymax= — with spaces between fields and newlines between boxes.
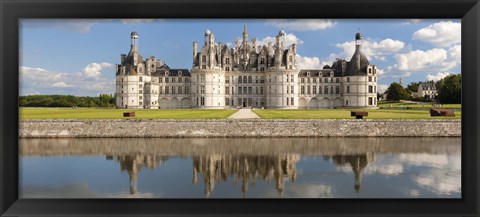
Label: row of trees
xmin=20 ymin=94 xmax=115 ymax=107
xmin=385 ymin=74 xmax=461 ymax=104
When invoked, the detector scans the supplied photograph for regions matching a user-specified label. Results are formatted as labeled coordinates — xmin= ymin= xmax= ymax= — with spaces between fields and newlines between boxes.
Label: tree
xmin=436 ymin=74 xmax=461 ymax=104
xmin=386 ymin=82 xmax=410 ymax=102
xmin=406 ymin=82 xmax=420 ymax=93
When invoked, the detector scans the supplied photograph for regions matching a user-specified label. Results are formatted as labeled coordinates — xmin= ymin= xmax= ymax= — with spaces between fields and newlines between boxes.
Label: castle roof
xmin=344 ymin=48 xmax=370 ymax=76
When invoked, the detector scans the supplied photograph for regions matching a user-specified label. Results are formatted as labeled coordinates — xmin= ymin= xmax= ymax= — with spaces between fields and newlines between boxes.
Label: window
xmin=286 ymin=97 xmax=289 ymax=106
xmin=202 ymin=55 xmax=206 ymax=63
xmin=313 ymin=78 xmax=316 ymax=83
xmin=324 ymin=86 xmax=328 ymax=94
xmin=368 ymin=77 xmax=372 ymax=82
xmin=260 ymin=67 xmax=265 ymax=71
xmin=307 ymin=78 xmax=311 ymax=83
xmin=248 ymin=76 xmax=252 ymax=83
xmin=225 ymin=87 xmax=230 ymax=94
xmin=260 ymin=58 xmax=265 ymax=64
xmin=255 ymin=76 xmax=259 ymax=83
xmin=238 ymin=76 xmax=242 ymax=83
xmin=139 ymin=77 xmax=143 ymax=82
xmin=202 ymin=65 xmax=206 ymax=69
xmin=238 ymin=87 xmax=242 ymax=95
xmin=346 ymin=100 xmax=349 ymax=106
xmin=336 ymin=78 xmax=340 ymax=83
xmin=260 ymin=76 xmax=265 ymax=83
xmin=347 ymin=86 xmax=350 ymax=93
xmin=201 ymin=97 xmax=205 ymax=106
xmin=225 ymin=98 xmax=230 ymax=106
xmin=324 ymin=78 xmax=328 ymax=83
xmin=312 ymin=86 xmax=317 ymax=94
xmin=172 ymin=77 xmax=176 ymax=83
xmin=286 ymin=86 xmax=289 ymax=94
xmin=291 ymin=75 xmax=294 ymax=82
xmin=185 ymin=86 xmax=189 ymax=94
xmin=165 ymin=86 xmax=169 ymax=94
xmin=201 ymin=85 xmax=205 ymax=94
xmin=289 ymin=55 xmax=293 ymax=62
xmin=307 ymin=86 xmax=311 ymax=94
xmin=165 ymin=78 xmax=169 ymax=83
xmin=301 ymin=86 xmax=305 ymax=94
xmin=232 ymin=87 xmax=234 ymax=94
xmin=291 ymin=97 xmax=294 ymax=106
xmin=368 ymin=85 xmax=373 ymax=93
xmin=291 ymin=86 xmax=294 ymax=94
xmin=260 ymin=87 xmax=264 ymax=94
xmin=331 ymin=86 xmax=334 ymax=94
xmin=185 ymin=78 xmax=189 ymax=83
xmin=368 ymin=97 xmax=373 ymax=105
xmin=139 ymin=96 xmax=143 ymax=100
xmin=319 ymin=86 xmax=322 ymax=94
xmin=335 ymin=86 xmax=339 ymax=94
xmin=301 ymin=78 xmax=305 ymax=83
xmin=256 ymin=87 xmax=259 ymax=94
xmin=200 ymin=74 xmax=205 ymax=83
xmin=178 ymin=86 xmax=182 ymax=94
xmin=139 ymin=90 xmax=143 ymax=94
xmin=248 ymin=87 xmax=252 ymax=94
xmin=374 ymin=77 xmax=376 ymax=82
xmin=225 ymin=58 xmax=230 ymax=64
xmin=178 ymin=78 xmax=183 ymax=83
xmin=374 ymin=86 xmax=376 ymax=93
xmin=368 ymin=68 xmax=372 ymax=74
xmin=172 ymin=86 xmax=176 ymax=94
xmin=243 ymin=76 xmax=247 ymax=83
xmin=243 ymin=87 xmax=247 ymax=94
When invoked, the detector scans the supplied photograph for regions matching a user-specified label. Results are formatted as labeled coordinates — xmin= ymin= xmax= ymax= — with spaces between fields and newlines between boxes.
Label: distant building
xmin=115 ymin=27 xmax=379 ymax=109
xmin=412 ymin=82 xmax=437 ymax=100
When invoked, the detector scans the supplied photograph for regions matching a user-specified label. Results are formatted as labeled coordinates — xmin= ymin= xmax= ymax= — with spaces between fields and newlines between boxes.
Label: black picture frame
xmin=1 ymin=0 xmax=479 ymax=216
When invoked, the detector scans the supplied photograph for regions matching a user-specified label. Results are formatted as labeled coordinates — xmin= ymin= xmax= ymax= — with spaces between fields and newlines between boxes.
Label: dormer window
xmin=307 ymin=71 xmax=310 ymax=76
xmin=178 ymin=71 xmax=182 ymax=76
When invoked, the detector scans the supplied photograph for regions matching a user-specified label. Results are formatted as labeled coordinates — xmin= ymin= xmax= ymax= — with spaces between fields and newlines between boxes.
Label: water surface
xmin=19 ymin=137 xmax=461 ymax=198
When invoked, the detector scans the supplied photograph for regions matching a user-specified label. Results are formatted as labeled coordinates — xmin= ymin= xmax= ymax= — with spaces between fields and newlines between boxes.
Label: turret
xmin=131 ymin=31 xmax=139 ymax=52
xmin=193 ymin=41 xmax=198 ymax=65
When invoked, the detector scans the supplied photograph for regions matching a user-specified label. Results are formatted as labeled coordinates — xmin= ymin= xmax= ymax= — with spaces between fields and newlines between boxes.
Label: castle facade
xmin=115 ymin=26 xmax=378 ymax=109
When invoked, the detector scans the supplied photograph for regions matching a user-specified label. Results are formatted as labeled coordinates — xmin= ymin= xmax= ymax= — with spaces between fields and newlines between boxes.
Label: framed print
xmin=1 ymin=0 xmax=479 ymax=216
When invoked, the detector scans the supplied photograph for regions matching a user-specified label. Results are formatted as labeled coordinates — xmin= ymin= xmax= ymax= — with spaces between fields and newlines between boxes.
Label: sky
xmin=20 ymin=19 xmax=461 ymax=96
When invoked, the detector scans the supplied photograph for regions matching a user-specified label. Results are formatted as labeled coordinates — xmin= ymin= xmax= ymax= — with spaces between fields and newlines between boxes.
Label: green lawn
xmin=377 ymin=101 xmax=461 ymax=109
xmin=252 ymin=109 xmax=461 ymax=119
xmin=20 ymin=107 xmax=238 ymax=119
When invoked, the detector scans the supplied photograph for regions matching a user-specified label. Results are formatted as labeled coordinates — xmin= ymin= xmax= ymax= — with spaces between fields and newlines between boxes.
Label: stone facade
xmin=115 ymin=27 xmax=379 ymax=109
xmin=412 ymin=82 xmax=438 ymax=100
xmin=20 ymin=119 xmax=460 ymax=138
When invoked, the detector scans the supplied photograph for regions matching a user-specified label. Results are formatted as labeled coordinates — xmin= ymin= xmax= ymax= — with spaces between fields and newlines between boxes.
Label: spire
xmin=242 ymin=23 xmax=248 ymax=45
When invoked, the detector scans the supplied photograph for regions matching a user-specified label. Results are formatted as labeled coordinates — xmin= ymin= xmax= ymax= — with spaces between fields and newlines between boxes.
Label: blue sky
xmin=20 ymin=19 xmax=461 ymax=96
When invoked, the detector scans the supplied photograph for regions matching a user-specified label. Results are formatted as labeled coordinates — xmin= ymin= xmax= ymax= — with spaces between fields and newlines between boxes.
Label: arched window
xmin=238 ymin=76 xmax=242 ymax=83
xmin=243 ymin=76 xmax=247 ymax=83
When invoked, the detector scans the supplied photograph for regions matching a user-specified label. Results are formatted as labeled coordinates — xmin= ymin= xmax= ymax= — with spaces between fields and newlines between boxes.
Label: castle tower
xmin=131 ymin=31 xmax=139 ymax=52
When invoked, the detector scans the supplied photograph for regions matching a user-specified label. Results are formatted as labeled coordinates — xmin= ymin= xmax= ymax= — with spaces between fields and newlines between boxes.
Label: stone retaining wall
xmin=19 ymin=119 xmax=461 ymax=137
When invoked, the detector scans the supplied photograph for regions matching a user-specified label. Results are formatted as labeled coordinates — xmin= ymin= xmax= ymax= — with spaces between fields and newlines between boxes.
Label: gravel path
xmin=228 ymin=109 xmax=260 ymax=119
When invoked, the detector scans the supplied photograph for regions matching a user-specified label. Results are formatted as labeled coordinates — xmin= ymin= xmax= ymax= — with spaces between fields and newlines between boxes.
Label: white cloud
xmin=21 ymin=19 xmax=97 ymax=33
xmin=377 ymin=84 xmax=389 ymax=94
xmin=51 ymin=81 xmax=73 ymax=88
xmin=335 ymin=38 xmax=406 ymax=61
xmin=267 ymin=19 xmax=335 ymax=31
xmin=412 ymin=21 xmax=461 ymax=47
xmin=394 ymin=48 xmax=457 ymax=73
xmin=20 ymin=62 xmax=114 ymax=96
xmin=402 ymin=19 xmax=422 ymax=25
xmin=295 ymin=54 xmax=322 ymax=69
xmin=426 ymin=72 xmax=452 ymax=82
xmin=258 ymin=33 xmax=304 ymax=47
xmin=448 ymin=44 xmax=461 ymax=63
xmin=83 ymin=62 xmax=112 ymax=79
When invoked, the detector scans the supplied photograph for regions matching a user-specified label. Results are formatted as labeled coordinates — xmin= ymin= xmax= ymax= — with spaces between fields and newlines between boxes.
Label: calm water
xmin=19 ymin=138 xmax=461 ymax=198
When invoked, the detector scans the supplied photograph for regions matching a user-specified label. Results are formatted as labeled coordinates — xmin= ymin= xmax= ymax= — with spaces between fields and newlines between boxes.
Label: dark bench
xmin=123 ymin=112 xmax=135 ymax=117
xmin=430 ymin=108 xmax=455 ymax=117
xmin=351 ymin=111 xmax=368 ymax=119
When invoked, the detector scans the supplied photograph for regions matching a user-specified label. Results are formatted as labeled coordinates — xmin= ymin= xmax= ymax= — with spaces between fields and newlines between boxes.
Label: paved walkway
xmin=228 ymin=109 xmax=260 ymax=119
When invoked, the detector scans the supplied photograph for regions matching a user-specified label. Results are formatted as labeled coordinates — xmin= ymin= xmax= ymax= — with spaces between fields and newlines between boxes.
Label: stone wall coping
xmin=20 ymin=119 xmax=461 ymax=123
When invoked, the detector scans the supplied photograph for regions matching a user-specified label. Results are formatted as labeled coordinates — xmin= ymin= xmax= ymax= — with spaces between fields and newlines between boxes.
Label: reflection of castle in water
xmin=106 ymin=154 xmax=169 ymax=195
xmin=192 ymin=154 xmax=299 ymax=197
xmin=105 ymin=152 xmax=374 ymax=196
xmin=22 ymin=138 xmax=458 ymax=197
xmin=327 ymin=153 xmax=375 ymax=193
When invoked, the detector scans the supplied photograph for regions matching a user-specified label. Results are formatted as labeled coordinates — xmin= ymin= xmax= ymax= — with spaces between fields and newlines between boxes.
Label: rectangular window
xmin=201 ymin=85 xmax=205 ymax=94
xmin=286 ymin=97 xmax=289 ymax=106
xmin=165 ymin=86 xmax=169 ymax=94
xmin=232 ymin=87 xmax=234 ymax=94
xmin=202 ymin=55 xmax=206 ymax=63
xmin=260 ymin=58 xmax=265 ymax=64
xmin=307 ymin=86 xmax=311 ymax=94
xmin=255 ymin=76 xmax=259 ymax=83
xmin=324 ymin=78 xmax=328 ymax=83
xmin=347 ymin=86 xmax=350 ymax=93
xmin=290 ymin=75 xmax=294 ymax=82
xmin=319 ymin=86 xmax=322 ymax=94
xmin=307 ymin=78 xmax=311 ymax=83
xmin=335 ymin=86 xmax=339 ymax=94
xmin=313 ymin=78 xmax=316 ymax=83
xmin=369 ymin=85 xmax=373 ymax=93
xmin=225 ymin=87 xmax=230 ymax=94
xmin=312 ymin=86 xmax=317 ymax=94
xmin=172 ymin=77 xmax=176 ymax=83
xmin=178 ymin=86 xmax=182 ymax=94
xmin=291 ymin=86 xmax=294 ymax=94
xmin=238 ymin=87 xmax=242 ymax=95
xmin=301 ymin=78 xmax=305 ymax=83
xmin=369 ymin=77 xmax=372 ymax=82
xmin=336 ymin=78 xmax=340 ymax=83
xmin=286 ymin=86 xmax=289 ymax=94
xmin=301 ymin=86 xmax=305 ymax=94
xmin=200 ymin=74 xmax=205 ymax=83
xmin=225 ymin=58 xmax=230 ymax=64
xmin=291 ymin=97 xmax=294 ymax=106
xmin=172 ymin=86 xmax=176 ymax=94
xmin=225 ymin=76 xmax=230 ymax=83
xmin=324 ymin=86 xmax=328 ymax=94
xmin=243 ymin=87 xmax=247 ymax=94
xmin=201 ymin=97 xmax=205 ymax=106
xmin=225 ymin=67 xmax=230 ymax=71
xmin=248 ymin=87 xmax=252 ymax=94
xmin=225 ymin=98 xmax=230 ymax=106
xmin=368 ymin=97 xmax=373 ymax=105
xmin=165 ymin=77 xmax=169 ymax=83
xmin=347 ymin=77 xmax=350 ymax=82
xmin=256 ymin=87 xmax=259 ymax=94
xmin=260 ymin=76 xmax=265 ymax=83
xmin=178 ymin=77 xmax=183 ymax=83
xmin=185 ymin=86 xmax=189 ymax=94
xmin=260 ymin=87 xmax=264 ymax=94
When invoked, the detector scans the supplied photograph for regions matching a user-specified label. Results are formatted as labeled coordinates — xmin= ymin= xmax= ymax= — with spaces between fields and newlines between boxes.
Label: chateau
xmin=115 ymin=26 xmax=379 ymax=109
